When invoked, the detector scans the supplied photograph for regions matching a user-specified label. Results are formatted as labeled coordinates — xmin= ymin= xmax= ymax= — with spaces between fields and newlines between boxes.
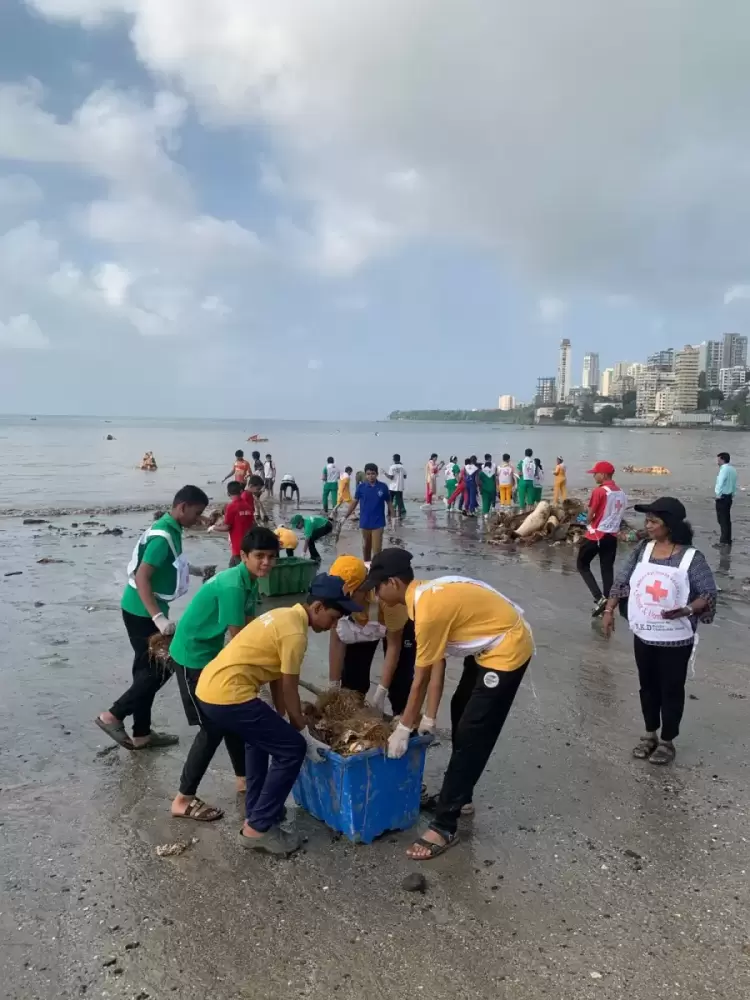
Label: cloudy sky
xmin=2 ymin=0 xmax=750 ymax=418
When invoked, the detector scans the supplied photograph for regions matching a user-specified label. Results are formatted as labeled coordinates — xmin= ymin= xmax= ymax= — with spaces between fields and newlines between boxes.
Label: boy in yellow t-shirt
xmin=361 ymin=548 xmax=533 ymax=861
xmin=196 ymin=573 xmax=361 ymax=856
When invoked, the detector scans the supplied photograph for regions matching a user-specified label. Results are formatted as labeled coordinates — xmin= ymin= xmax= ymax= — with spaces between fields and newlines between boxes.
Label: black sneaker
xmin=591 ymin=597 xmax=607 ymax=618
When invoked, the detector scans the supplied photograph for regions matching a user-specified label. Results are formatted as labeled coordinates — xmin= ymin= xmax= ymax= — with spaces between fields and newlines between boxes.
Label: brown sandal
xmin=648 ymin=742 xmax=676 ymax=766
xmin=175 ymin=798 xmax=224 ymax=822
xmin=632 ymin=737 xmax=658 ymax=759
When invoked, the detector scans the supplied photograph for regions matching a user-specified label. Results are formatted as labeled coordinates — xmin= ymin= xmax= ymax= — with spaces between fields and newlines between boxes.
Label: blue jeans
xmin=198 ymin=697 xmax=306 ymax=832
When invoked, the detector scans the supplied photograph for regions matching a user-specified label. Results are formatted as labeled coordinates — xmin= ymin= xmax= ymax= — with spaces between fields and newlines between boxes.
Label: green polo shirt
xmin=121 ymin=513 xmax=183 ymax=619
xmin=169 ymin=563 xmax=259 ymax=670
xmin=301 ymin=515 xmax=330 ymax=539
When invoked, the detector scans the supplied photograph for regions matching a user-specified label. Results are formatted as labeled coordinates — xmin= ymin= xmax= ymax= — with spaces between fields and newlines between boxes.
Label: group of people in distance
xmin=423 ymin=451 xmax=569 ymax=515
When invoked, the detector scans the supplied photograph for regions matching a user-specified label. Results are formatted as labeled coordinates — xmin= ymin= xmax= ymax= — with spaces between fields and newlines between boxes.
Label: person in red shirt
xmin=210 ymin=477 xmax=266 ymax=566
xmin=222 ymin=449 xmax=251 ymax=486
xmin=577 ymin=461 xmax=627 ymax=617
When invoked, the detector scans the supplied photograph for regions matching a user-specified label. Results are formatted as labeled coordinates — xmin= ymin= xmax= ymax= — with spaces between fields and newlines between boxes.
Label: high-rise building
xmin=600 ymin=367 xmax=614 ymax=397
xmin=535 ymin=376 xmax=557 ymax=406
xmin=719 ymin=366 xmax=750 ymax=396
xmin=497 ymin=394 xmax=515 ymax=410
xmin=646 ymin=348 xmax=675 ymax=372
xmin=723 ymin=333 xmax=748 ymax=370
xmin=557 ymin=339 xmax=572 ymax=403
xmin=699 ymin=340 xmax=724 ymax=390
xmin=674 ymin=345 xmax=700 ymax=412
xmin=636 ymin=370 xmax=675 ymax=416
xmin=609 ymin=360 xmax=636 ymax=399
xmin=582 ymin=352 xmax=600 ymax=392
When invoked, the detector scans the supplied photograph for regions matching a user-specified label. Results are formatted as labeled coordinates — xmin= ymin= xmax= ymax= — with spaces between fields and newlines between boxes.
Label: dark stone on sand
xmin=4 ymin=571 xmax=22 ymax=577
xmin=23 ymin=518 xmax=48 ymax=525
xmin=34 ymin=601 xmax=45 ymax=607
xmin=100 ymin=527 xmax=123 ymax=536
xmin=71 ymin=522 xmax=79 ymax=528
xmin=402 ymin=872 xmax=427 ymax=893
xmin=37 ymin=558 xmax=66 ymax=565
xmin=623 ymin=849 xmax=642 ymax=860
xmin=105 ymin=434 xmax=114 ymax=440
xmin=101 ymin=957 xmax=117 ymax=968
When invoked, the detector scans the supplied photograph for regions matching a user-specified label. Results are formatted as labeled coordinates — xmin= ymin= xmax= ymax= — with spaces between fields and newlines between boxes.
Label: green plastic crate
xmin=258 ymin=557 xmax=319 ymax=597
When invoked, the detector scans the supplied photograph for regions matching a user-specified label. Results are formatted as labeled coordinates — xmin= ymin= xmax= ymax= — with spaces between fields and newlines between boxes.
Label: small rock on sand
xmin=402 ymin=872 xmax=427 ymax=893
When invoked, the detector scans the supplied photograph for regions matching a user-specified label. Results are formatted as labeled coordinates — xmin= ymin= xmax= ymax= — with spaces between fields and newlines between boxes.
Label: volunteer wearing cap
xmin=577 ymin=461 xmax=627 ymax=617
xmin=196 ymin=573 xmax=362 ymax=855
xmin=362 ymin=549 xmax=534 ymax=860
xmin=602 ymin=498 xmax=716 ymax=766
xmin=327 ymin=555 xmax=416 ymax=715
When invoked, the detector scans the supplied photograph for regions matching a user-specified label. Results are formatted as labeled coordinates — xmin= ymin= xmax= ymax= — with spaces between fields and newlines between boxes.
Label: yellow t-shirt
xmin=275 ymin=527 xmax=298 ymax=551
xmin=196 ymin=604 xmax=309 ymax=705
xmin=405 ymin=578 xmax=533 ymax=672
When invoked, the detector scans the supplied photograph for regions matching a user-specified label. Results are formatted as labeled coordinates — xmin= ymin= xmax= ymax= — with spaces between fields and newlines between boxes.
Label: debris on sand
xmin=156 ymin=838 xmax=198 ymax=857
xmin=488 ymin=497 xmax=644 ymax=549
xmin=37 ymin=557 xmax=67 ymax=565
xmin=304 ymin=689 xmax=394 ymax=756
xmin=402 ymin=872 xmax=428 ymax=893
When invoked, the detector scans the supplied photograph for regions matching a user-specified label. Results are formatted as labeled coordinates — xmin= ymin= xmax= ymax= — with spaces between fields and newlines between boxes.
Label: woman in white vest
xmin=602 ymin=497 xmax=717 ymax=766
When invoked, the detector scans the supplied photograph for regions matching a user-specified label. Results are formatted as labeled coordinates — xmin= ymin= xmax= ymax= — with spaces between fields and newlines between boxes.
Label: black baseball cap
xmin=361 ymin=548 xmax=414 ymax=590
xmin=308 ymin=573 xmax=364 ymax=614
xmin=633 ymin=497 xmax=687 ymax=521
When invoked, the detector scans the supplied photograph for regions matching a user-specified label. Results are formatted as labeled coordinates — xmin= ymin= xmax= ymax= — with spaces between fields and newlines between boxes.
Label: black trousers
xmin=715 ymin=495 xmax=733 ymax=545
xmin=576 ymin=534 xmax=618 ymax=602
xmin=173 ymin=662 xmax=246 ymax=796
xmin=634 ymin=636 xmax=692 ymax=742
xmin=279 ymin=483 xmax=299 ymax=501
xmin=308 ymin=520 xmax=333 ymax=560
xmin=341 ymin=620 xmax=416 ymax=716
xmin=432 ymin=656 xmax=529 ymax=837
xmin=110 ymin=610 xmax=173 ymax=737
xmin=390 ymin=491 xmax=406 ymax=515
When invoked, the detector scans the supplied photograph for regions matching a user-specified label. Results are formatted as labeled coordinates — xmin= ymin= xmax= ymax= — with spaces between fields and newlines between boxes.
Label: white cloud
xmin=92 ymin=261 xmax=133 ymax=306
xmin=307 ymin=358 xmax=323 ymax=370
xmin=27 ymin=0 xmax=750 ymax=300
xmin=0 ymin=314 xmax=49 ymax=350
xmin=723 ymin=285 xmax=750 ymax=305
xmin=201 ymin=295 xmax=231 ymax=316
xmin=537 ymin=297 xmax=567 ymax=323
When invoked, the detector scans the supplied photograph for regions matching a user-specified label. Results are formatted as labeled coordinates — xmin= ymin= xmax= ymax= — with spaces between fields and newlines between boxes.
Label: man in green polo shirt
xmin=96 ymin=485 xmax=209 ymax=750
xmin=168 ymin=525 xmax=280 ymax=821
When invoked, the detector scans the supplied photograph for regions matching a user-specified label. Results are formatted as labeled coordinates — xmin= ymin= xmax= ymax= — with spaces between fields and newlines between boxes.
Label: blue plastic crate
xmin=293 ymin=736 xmax=430 ymax=844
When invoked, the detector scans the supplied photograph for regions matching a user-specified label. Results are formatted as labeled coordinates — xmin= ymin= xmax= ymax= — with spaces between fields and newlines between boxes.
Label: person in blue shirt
xmin=341 ymin=462 xmax=394 ymax=560
xmin=715 ymin=451 xmax=738 ymax=546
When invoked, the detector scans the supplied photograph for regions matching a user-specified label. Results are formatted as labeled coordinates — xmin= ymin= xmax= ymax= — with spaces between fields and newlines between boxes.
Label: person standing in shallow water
xmin=602 ymin=497 xmax=717 ymax=766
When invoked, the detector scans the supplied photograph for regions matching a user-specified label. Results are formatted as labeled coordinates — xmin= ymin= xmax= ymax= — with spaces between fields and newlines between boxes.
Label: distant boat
xmin=247 ymin=434 xmax=269 ymax=442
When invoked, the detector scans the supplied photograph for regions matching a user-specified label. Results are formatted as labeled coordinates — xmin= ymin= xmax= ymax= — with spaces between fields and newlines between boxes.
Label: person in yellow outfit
xmin=327 ymin=554 xmax=416 ymax=715
xmin=362 ymin=548 xmax=533 ymax=861
xmin=275 ymin=525 xmax=299 ymax=558
xmin=334 ymin=466 xmax=354 ymax=511
xmin=553 ymin=456 xmax=567 ymax=503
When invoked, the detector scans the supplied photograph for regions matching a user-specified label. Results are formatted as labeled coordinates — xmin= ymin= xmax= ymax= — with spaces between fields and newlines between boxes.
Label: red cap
xmin=587 ymin=461 xmax=615 ymax=476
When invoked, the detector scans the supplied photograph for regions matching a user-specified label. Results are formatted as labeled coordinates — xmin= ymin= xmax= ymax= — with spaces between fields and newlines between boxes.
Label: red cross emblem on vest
xmin=645 ymin=579 xmax=669 ymax=603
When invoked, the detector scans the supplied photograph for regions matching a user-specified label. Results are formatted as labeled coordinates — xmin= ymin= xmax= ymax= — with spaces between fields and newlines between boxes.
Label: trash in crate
xmin=303 ymin=688 xmax=393 ymax=755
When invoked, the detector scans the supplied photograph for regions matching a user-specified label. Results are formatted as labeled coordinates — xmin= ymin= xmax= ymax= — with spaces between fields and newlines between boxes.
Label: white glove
xmin=207 ymin=524 xmax=216 ymax=533
xmin=418 ymin=716 xmax=436 ymax=736
xmin=301 ymin=726 xmax=328 ymax=763
xmin=387 ymin=722 xmax=412 ymax=759
xmin=328 ymin=679 xmax=341 ymax=691
xmin=371 ymin=684 xmax=388 ymax=714
xmin=152 ymin=613 xmax=176 ymax=636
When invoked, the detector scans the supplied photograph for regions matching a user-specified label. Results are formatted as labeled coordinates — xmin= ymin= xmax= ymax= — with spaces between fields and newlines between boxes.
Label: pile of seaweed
xmin=304 ymin=689 xmax=393 ymax=756
xmin=488 ymin=498 xmax=642 ymax=547
xmin=148 ymin=632 xmax=173 ymax=664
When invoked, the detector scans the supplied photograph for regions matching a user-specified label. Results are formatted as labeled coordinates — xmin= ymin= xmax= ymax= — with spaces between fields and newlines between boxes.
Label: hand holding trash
xmin=301 ymin=726 xmax=328 ymax=763
xmin=387 ymin=722 xmax=411 ymax=759
xmin=152 ymin=613 xmax=176 ymax=636
xmin=371 ymin=684 xmax=388 ymax=714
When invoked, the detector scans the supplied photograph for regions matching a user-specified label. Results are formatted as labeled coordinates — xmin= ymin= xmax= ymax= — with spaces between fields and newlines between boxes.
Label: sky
xmin=2 ymin=0 xmax=750 ymax=418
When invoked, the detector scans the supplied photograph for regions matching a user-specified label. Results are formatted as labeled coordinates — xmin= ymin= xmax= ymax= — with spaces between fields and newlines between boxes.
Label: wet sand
xmin=1 ymin=502 xmax=749 ymax=999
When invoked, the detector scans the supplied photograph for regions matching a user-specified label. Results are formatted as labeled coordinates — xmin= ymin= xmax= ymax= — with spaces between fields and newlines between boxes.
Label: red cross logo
xmin=614 ymin=499 xmax=624 ymax=512
xmin=645 ymin=579 xmax=669 ymax=603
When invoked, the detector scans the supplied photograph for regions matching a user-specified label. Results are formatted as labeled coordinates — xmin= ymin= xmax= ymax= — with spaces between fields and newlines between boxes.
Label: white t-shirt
xmin=388 ymin=464 xmax=406 ymax=491
xmin=282 ymin=474 xmax=295 ymax=483
xmin=533 ymin=466 xmax=544 ymax=486
xmin=325 ymin=463 xmax=339 ymax=483
xmin=498 ymin=464 xmax=514 ymax=486
xmin=264 ymin=461 xmax=274 ymax=479
xmin=521 ymin=457 xmax=535 ymax=480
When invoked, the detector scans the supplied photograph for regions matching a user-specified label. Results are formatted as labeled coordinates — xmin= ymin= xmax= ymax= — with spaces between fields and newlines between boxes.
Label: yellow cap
xmin=329 ymin=554 xmax=367 ymax=596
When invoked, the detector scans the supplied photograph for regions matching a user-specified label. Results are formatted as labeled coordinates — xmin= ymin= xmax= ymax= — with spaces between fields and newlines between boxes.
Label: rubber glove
xmin=152 ymin=613 xmax=176 ymax=636
xmin=387 ymin=722 xmax=411 ymax=759
xmin=207 ymin=524 xmax=217 ymax=533
xmin=301 ymin=726 xmax=328 ymax=763
xmin=371 ymin=684 xmax=388 ymax=714
xmin=418 ymin=716 xmax=436 ymax=736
